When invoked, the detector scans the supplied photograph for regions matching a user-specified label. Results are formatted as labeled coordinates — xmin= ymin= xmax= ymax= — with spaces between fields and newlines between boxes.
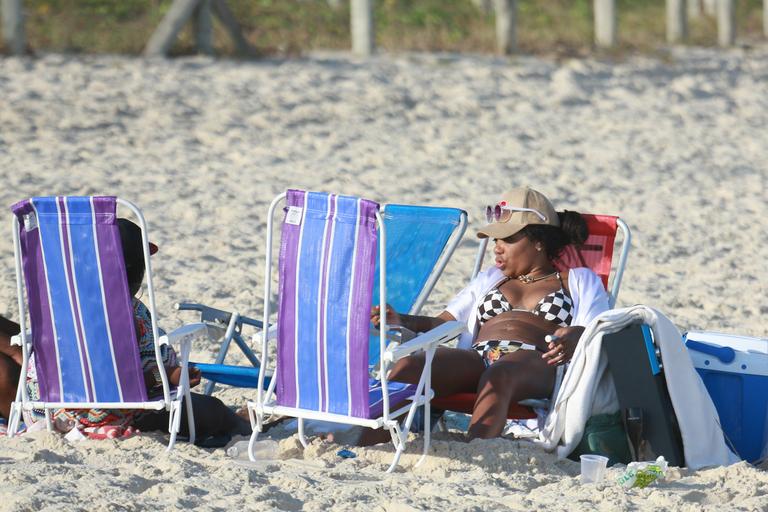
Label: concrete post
xmin=763 ymin=0 xmax=768 ymax=37
xmin=351 ymin=0 xmax=374 ymax=56
xmin=493 ymin=0 xmax=517 ymax=55
xmin=195 ymin=0 xmax=214 ymax=55
xmin=594 ymin=0 xmax=617 ymax=48
xmin=717 ymin=0 xmax=736 ymax=46
xmin=667 ymin=0 xmax=687 ymax=43
xmin=1 ymin=0 xmax=25 ymax=55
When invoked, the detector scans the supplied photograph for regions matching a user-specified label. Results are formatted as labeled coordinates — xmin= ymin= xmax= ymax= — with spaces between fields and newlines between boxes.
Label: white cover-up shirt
xmin=445 ymin=266 xmax=610 ymax=350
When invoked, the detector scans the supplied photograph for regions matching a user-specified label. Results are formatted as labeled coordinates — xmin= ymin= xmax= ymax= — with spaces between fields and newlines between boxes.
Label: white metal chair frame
xmin=247 ymin=192 xmax=465 ymax=472
xmin=8 ymin=198 xmax=207 ymax=451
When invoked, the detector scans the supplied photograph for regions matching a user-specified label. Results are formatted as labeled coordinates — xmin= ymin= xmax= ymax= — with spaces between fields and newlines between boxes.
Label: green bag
xmin=568 ymin=411 xmax=632 ymax=466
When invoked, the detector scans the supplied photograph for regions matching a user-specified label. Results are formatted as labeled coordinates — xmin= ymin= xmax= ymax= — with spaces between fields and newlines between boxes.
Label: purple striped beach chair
xmin=8 ymin=196 xmax=207 ymax=450
xmin=247 ymin=190 xmax=465 ymax=472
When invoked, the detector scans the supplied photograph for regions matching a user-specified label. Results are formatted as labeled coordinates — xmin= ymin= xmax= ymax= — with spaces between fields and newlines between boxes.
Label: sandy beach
xmin=1 ymin=45 xmax=767 ymax=510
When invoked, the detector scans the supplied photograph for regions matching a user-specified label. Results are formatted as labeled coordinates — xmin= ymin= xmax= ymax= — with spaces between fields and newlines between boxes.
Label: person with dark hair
xmin=113 ymin=218 xmax=251 ymax=444
xmin=367 ymin=187 xmax=610 ymax=441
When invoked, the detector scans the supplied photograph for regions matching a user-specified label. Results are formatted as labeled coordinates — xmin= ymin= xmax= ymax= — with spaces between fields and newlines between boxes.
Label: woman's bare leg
xmin=388 ymin=346 xmax=485 ymax=395
xmin=467 ymin=350 xmax=556 ymax=440
xmin=357 ymin=347 xmax=485 ymax=446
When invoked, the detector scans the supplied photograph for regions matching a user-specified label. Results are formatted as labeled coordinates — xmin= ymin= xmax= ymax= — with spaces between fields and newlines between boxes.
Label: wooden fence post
xmin=717 ymin=0 xmax=735 ymax=46
xmin=1 ymin=0 xmax=25 ymax=55
xmin=351 ymin=0 xmax=374 ymax=56
xmin=210 ymin=0 xmax=253 ymax=55
xmin=145 ymin=0 xmax=252 ymax=57
xmin=594 ymin=0 xmax=617 ymax=48
xmin=493 ymin=0 xmax=516 ymax=54
xmin=145 ymin=0 xmax=200 ymax=56
xmin=195 ymin=0 xmax=214 ymax=55
xmin=667 ymin=0 xmax=687 ymax=43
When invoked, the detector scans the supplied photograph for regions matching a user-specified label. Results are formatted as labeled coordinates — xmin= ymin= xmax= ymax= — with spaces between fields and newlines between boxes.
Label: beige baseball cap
xmin=477 ymin=187 xmax=559 ymax=239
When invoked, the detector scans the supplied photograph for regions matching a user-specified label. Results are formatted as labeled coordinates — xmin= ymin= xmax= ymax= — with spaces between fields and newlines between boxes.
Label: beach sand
xmin=0 ymin=45 xmax=767 ymax=510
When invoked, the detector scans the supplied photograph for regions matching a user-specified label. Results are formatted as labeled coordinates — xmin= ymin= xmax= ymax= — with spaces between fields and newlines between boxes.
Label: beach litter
xmin=227 ymin=439 xmax=279 ymax=460
xmin=337 ymin=449 xmax=357 ymax=459
xmin=617 ymin=456 xmax=669 ymax=489
xmin=579 ymin=454 xmax=609 ymax=484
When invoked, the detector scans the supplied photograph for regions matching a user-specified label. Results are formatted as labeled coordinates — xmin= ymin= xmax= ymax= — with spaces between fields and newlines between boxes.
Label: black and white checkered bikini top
xmin=476 ymin=272 xmax=574 ymax=328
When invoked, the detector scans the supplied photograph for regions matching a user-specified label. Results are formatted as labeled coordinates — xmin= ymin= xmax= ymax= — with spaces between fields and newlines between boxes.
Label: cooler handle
xmin=685 ymin=339 xmax=736 ymax=363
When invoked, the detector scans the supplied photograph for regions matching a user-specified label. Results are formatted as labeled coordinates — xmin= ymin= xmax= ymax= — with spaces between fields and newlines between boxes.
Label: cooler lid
xmin=685 ymin=331 xmax=768 ymax=355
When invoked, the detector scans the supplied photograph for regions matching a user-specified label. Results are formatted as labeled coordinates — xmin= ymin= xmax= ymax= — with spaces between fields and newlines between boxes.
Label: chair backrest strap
xmin=275 ymin=190 xmax=379 ymax=418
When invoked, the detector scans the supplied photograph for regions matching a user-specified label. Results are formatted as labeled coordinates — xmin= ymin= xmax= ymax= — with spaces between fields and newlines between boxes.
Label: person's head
xmin=477 ymin=187 xmax=587 ymax=274
xmin=117 ymin=218 xmax=158 ymax=297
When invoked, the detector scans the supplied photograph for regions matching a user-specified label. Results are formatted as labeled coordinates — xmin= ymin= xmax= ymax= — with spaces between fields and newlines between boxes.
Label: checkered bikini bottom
xmin=472 ymin=339 xmax=538 ymax=367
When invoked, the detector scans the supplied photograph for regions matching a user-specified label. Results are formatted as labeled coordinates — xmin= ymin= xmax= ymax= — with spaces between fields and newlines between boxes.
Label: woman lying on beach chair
xmin=0 ymin=218 xmax=250 ymax=444
xmin=364 ymin=187 xmax=611 ymax=443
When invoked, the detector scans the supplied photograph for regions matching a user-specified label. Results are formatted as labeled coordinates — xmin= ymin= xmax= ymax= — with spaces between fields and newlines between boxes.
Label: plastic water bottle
xmin=227 ymin=439 xmax=278 ymax=460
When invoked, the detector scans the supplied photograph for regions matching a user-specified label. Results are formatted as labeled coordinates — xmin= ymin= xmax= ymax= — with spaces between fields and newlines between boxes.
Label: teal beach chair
xmin=369 ymin=204 xmax=467 ymax=368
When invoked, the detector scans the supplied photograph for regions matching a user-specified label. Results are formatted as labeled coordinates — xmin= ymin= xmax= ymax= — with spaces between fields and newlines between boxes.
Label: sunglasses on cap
xmin=484 ymin=202 xmax=548 ymax=224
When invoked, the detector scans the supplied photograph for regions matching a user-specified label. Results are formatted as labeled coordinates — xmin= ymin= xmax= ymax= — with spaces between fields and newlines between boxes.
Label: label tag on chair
xmin=23 ymin=213 xmax=38 ymax=232
xmin=285 ymin=206 xmax=303 ymax=226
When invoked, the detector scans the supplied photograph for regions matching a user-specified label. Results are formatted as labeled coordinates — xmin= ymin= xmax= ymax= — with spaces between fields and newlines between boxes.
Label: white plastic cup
xmin=580 ymin=454 xmax=609 ymax=484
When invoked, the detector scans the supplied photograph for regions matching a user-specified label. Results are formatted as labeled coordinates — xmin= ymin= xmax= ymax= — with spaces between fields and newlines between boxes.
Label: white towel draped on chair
xmin=538 ymin=305 xmax=739 ymax=470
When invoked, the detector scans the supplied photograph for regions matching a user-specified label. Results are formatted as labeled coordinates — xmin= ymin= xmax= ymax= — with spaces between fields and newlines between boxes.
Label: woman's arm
xmin=371 ymin=305 xmax=455 ymax=333
xmin=144 ymin=365 xmax=203 ymax=389
xmin=398 ymin=310 xmax=455 ymax=333
xmin=541 ymin=268 xmax=610 ymax=365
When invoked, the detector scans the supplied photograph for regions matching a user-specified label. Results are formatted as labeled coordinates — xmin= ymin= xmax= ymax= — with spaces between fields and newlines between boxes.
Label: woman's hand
xmin=542 ymin=326 xmax=585 ymax=366
xmin=370 ymin=304 xmax=401 ymax=328
xmin=168 ymin=365 xmax=202 ymax=388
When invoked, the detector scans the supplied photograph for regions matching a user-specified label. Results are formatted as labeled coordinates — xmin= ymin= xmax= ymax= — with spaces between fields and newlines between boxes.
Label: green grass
xmin=5 ymin=0 xmax=767 ymax=56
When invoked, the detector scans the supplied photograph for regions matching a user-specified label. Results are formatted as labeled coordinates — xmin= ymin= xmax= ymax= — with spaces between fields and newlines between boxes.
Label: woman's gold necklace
xmin=517 ymin=270 xmax=558 ymax=284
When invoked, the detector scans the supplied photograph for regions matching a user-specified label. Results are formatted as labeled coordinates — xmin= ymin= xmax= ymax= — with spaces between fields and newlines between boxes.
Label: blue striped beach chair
xmin=8 ymin=196 xmax=207 ymax=450
xmin=183 ymin=203 xmax=466 ymax=394
xmin=247 ymin=190 xmax=465 ymax=472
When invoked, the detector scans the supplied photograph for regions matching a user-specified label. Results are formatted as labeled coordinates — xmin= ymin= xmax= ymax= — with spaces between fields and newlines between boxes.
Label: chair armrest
xmin=175 ymin=302 xmax=263 ymax=329
xmin=382 ymin=321 xmax=465 ymax=363
xmin=370 ymin=326 xmax=418 ymax=345
xmin=158 ymin=323 xmax=209 ymax=347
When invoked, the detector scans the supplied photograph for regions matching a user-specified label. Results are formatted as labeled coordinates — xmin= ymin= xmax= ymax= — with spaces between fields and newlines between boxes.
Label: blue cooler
xmin=684 ymin=331 xmax=768 ymax=463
